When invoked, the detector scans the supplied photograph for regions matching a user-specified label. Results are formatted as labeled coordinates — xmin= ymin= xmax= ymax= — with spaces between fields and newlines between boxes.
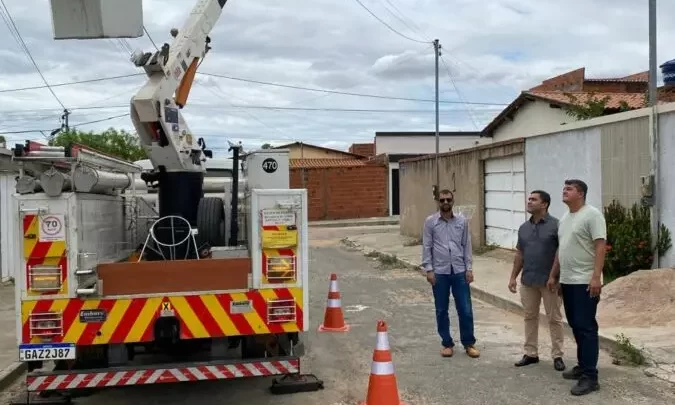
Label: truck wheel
xmin=196 ymin=197 xmax=226 ymax=247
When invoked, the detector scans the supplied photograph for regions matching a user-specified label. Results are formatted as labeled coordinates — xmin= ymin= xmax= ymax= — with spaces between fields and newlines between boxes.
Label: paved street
xmin=3 ymin=225 xmax=675 ymax=404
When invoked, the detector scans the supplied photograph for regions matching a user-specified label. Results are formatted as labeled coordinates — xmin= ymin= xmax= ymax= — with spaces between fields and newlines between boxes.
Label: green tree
xmin=261 ymin=143 xmax=272 ymax=149
xmin=49 ymin=128 xmax=147 ymax=161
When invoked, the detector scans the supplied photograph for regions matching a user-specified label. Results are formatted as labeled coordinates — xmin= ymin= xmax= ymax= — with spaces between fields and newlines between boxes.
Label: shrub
xmin=603 ymin=200 xmax=672 ymax=282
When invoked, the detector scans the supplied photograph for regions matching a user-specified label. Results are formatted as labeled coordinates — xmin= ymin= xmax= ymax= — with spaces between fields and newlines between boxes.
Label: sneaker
xmin=562 ymin=365 xmax=583 ymax=380
xmin=571 ymin=376 xmax=599 ymax=396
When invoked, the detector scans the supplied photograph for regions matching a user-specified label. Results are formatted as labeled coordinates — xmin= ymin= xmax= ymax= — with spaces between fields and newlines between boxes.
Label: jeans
xmin=432 ymin=272 xmax=476 ymax=348
xmin=561 ymin=283 xmax=600 ymax=381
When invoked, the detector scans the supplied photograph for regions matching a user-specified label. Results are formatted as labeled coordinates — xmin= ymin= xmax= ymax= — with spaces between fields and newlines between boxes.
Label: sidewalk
xmin=0 ymin=282 xmax=23 ymax=390
xmin=342 ymin=229 xmax=675 ymax=384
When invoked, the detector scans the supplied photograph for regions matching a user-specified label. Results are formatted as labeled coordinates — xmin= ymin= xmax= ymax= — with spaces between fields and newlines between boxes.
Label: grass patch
xmin=473 ymin=243 xmax=499 ymax=255
xmin=402 ymin=238 xmax=422 ymax=247
xmin=611 ymin=333 xmax=646 ymax=366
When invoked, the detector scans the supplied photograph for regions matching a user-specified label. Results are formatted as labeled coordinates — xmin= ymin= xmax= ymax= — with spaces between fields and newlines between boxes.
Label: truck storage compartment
xmin=97 ymin=257 xmax=251 ymax=295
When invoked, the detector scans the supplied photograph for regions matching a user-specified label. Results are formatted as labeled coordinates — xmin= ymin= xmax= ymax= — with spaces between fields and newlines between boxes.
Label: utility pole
xmin=62 ymin=109 xmax=71 ymax=132
xmin=433 ymin=39 xmax=441 ymax=201
xmin=647 ymin=0 xmax=660 ymax=268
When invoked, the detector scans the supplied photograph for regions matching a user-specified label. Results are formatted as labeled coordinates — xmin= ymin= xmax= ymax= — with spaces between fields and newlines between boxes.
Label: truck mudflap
xmin=26 ymin=357 xmax=303 ymax=392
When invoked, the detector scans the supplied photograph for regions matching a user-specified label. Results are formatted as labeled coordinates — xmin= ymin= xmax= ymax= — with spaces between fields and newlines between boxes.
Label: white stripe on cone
xmin=329 ymin=280 xmax=339 ymax=292
xmin=371 ymin=360 xmax=395 ymax=375
xmin=327 ymin=298 xmax=342 ymax=308
xmin=376 ymin=332 xmax=390 ymax=350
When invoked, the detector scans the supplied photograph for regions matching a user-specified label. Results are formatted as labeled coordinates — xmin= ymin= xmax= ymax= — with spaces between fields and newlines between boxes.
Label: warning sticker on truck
xmin=39 ymin=214 xmax=65 ymax=242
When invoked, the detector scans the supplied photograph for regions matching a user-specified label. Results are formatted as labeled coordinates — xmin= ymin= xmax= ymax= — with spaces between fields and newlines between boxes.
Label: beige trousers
xmin=520 ymin=283 xmax=564 ymax=359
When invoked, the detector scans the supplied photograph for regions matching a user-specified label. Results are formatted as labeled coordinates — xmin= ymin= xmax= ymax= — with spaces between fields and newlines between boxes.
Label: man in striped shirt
xmin=421 ymin=189 xmax=480 ymax=359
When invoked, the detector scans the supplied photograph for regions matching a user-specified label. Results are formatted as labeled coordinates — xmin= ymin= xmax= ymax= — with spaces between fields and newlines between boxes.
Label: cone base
xmin=359 ymin=402 xmax=408 ymax=405
xmin=317 ymin=323 xmax=350 ymax=332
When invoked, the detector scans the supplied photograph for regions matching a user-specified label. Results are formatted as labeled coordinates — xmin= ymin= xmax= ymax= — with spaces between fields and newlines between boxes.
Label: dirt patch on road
xmin=598 ymin=268 xmax=675 ymax=328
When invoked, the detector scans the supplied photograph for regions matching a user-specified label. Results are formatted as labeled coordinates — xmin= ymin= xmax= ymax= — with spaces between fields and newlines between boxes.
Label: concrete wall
xmin=600 ymin=117 xmax=650 ymax=208
xmin=375 ymin=135 xmax=487 ymax=155
xmin=0 ymin=172 xmax=18 ymax=282
xmin=658 ymin=111 xmax=675 ymax=267
xmin=492 ymin=99 xmax=576 ymax=143
xmin=290 ymin=164 xmax=388 ymax=221
xmin=525 ymin=128 xmax=603 ymax=220
xmin=399 ymin=139 xmax=525 ymax=247
xmin=522 ymin=103 xmax=675 ymax=268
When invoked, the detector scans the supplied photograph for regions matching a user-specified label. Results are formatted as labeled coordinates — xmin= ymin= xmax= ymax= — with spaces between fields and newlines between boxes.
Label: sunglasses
xmin=439 ymin=198 xmax=453 ymax=203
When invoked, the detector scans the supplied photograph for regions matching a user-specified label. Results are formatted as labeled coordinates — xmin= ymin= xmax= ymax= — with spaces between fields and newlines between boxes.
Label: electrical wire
xmin=143 ymin=25 xmax=159 ymax=51
xmin=351 ymin=0 xmax=429 ymax=44
xmin=0 ymin=0 xmax=66 ymax=110
xmin=0 ymin=113 xmax=130 ymax=135
xmin=198 ymin=72 xmax=507 ymax=106
xmin=0 ymin=74 xmax=144 ymax=93
xmin=0 ymin=71 xmax=508 ymax=106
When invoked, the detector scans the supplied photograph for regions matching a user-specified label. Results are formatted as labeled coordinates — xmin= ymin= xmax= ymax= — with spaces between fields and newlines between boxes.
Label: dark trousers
xmin=432 ymin=273 xmax=476 ymax=348
xmin=561 ymin=283 xmax=600 ymax=381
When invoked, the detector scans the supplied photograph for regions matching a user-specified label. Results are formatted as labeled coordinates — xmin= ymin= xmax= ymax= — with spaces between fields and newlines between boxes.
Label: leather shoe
xmin=440 ymin=347 xmax=454 ymax=357
xmin=514 ymin=355 xmax=539 ymax=367
xmin=571 ymin=376 xmax=599 ymax=396
xmin=465 ymin=345 xmax=480 ymax=358
xmin=554 ymin=357 xmax=566 ymax=371
xmin=563 ymin=365 xmax=583 ymax=380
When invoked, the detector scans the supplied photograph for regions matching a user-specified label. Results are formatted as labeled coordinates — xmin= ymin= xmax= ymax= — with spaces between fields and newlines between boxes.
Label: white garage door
xmin=484 ymin=155 xmax=527 ymax=249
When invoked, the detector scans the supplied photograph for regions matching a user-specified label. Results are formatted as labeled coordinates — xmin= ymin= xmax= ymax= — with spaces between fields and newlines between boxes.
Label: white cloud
xmin=1 ymin=0 xmax=674 ymax=156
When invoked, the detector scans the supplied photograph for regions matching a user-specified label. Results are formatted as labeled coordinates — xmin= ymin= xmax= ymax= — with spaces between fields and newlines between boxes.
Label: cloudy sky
xmin=1 ymin=0 xmax=673 ymax=155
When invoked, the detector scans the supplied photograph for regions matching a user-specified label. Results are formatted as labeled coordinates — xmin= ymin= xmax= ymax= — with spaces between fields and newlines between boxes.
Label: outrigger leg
xmin=269 ymin=373 xmax=324 ymax=395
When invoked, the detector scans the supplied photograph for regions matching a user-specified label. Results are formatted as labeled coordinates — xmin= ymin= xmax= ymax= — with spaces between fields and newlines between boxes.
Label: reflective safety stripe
xmin=329 ymin=280 xmax=339 ymax=293
xmin=375 ymin=332 xmax=389 ymax=350
xmin=371 ymin=360 xmax=394 ymax=375
xmin=327 ymin=298 xmax=341 ymax=308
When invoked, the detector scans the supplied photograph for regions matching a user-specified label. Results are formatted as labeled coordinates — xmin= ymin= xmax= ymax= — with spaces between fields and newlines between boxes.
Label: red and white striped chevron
xmin=26 ymin=359 xmax=300 ymax=392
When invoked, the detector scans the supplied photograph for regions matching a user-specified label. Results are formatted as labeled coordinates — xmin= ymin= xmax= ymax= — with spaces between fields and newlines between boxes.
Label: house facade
xmin=373 ymin=131 xmax=484 ymax=216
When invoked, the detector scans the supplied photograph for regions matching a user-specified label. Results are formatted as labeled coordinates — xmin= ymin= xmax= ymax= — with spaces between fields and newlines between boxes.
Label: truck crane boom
xmin=129 ymin=0 xmax=229 ymax=238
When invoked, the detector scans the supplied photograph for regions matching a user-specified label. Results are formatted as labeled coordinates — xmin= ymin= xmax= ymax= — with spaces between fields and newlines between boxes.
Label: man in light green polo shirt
xmin=547 ymin=179 xmax=606 ymax=397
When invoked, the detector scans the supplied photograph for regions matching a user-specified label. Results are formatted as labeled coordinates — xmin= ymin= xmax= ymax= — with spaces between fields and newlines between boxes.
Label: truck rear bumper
xmin=26 ymin=356 xmax=300 ymax=392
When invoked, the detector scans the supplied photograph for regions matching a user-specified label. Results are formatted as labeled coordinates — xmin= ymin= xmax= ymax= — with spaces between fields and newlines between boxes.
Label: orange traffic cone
xmin=318 ymin=273 xmax=350 ymax=332
xmin=360 ymin=320 xmax=407 ymax=405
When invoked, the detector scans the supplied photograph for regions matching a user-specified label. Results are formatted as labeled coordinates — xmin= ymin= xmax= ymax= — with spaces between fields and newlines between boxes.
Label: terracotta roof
xmin=526 ymin=91 xmax=647 ymax=109
xmin=290 ymin=158 xmax=366 ymax=169
xmin=273 ymin=142 xmax=365 ymax=158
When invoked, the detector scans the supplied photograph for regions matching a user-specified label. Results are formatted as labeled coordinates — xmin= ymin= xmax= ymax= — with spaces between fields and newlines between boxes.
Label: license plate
xmin=19 ymin=343 xmax=76 ymax=362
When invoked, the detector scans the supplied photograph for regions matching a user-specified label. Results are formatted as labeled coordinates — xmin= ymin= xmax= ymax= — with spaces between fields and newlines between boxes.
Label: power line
xmin=0 ymin=0 xmax=66 ymax=110
xmin=1 ymin=103 xmax=502 ymax=115
xmin=0 ymin=71 xmax=508 ymax=106
xmin=199 ymin=72 xmax=507 ymax=106
xmin=0 ymin=74 xmax=144 ymax=93
xmin=351 ymin=0 xmax=429 ymax=44
xmin=0 ymin=113 xmax=130 ymax=135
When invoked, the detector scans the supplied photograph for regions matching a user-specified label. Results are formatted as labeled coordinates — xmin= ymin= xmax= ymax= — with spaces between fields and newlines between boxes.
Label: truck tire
xmin=196 ymin=197 xmax=226 ymax=247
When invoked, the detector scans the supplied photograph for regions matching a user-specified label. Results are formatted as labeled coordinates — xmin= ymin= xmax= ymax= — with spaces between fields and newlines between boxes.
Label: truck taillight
xmin=266 ymin=256 xmax=297 ymax=283
xmin=28 ymin=266 xmax=63 ymax=292
xmin=266 ymin=299 xmax=296 ymax=323
xmin=29 ymin=312 xmax=64 ymax=341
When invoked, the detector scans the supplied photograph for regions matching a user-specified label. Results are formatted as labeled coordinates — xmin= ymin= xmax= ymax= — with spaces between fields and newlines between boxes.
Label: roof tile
xmin=526 ymin=91 xmax=647 ymax=109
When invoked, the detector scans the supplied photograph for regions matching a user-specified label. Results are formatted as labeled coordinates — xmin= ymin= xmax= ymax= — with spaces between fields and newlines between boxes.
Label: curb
xmin=342 ymin=238 xmax=624 ymax=357
xmin=309 ymin=219 xmax=399 ymax=228
xmin=0 ymin=362 xmax=26 ymax=391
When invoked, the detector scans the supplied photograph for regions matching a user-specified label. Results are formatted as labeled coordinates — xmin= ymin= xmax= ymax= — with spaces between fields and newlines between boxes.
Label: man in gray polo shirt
xmin=508 ymin=190 xmax=565 ymax=371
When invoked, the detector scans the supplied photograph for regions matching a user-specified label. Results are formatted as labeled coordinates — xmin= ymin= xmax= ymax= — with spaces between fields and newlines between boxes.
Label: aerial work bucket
xmin=49 ymin=0 xmax=144 ymax=40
